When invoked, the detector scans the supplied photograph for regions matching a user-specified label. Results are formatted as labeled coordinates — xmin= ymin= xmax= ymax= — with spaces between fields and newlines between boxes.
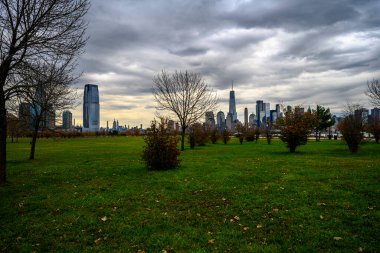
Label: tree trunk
xmin=29 ymin=118 xmax=41 ymax=160
xmin=0 ymin=90 xmax=6 ymax=184
xmin=0 ymin=59 xmax=13 ymax=184
xmin=30 ymin=129 xmax=38 ymax=160
xmin=181 ymin=125 xmax=186 ymax=151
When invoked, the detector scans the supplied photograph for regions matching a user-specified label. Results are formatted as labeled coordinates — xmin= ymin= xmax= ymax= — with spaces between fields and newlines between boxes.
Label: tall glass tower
xmin=229 ymin=83 xmax=237 ymax=122
xmin=83 ymin=84 xmax=100 ymax=131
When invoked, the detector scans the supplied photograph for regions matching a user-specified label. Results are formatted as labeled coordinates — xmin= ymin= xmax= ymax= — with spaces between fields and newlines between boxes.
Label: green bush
xmin=338 ymin=114 xmax=364 ymax=153
xmin=142 ymin=119 xmax=180 ymax=170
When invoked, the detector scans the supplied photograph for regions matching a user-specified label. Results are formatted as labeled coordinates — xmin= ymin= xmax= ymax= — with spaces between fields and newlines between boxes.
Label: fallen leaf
xmin=94 ymin=238 xmax=101 ymax=244
xmin=112 ymin=207 xmax=117 ymax=211
xmin=137 ymin=250 xmax=145 ymax=253
xmin=222 ymin=198 xmax=226 ymax=201
xmin=208 ymin=239 xmax=215 ymax=244
xmin=320 ymin=215 xmax=324 ymax=220
xmin=243 ymin=227 xmax=249 ymax=231
xmin=358 ymin=247 xmax=363 ymax=252
xmin=162 ymin=250 xmax=168 ymax=253
xmin=100 ymin=216 xmax=108 ymax=222
xmin=234 ymin=216 xmax=240 ymax=221
xmin=333 ymin=237 xmax=342 ymax=241
xmin=256 ymin=224 xmax=263 ymax=228
xmin=197 ymin=213 xmax=201 ymax=217
xmin=317 ymin=202 xmax=326 ymax=206
xmin=273 ymin=208 xmax=279 ymax=212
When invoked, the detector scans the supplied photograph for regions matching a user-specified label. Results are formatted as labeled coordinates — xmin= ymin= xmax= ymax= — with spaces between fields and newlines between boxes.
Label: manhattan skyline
xmin=71 ymin=0 xmax=380 ymax=127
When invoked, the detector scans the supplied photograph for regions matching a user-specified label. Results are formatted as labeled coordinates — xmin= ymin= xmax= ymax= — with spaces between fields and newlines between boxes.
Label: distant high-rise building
xmin=371 ymin=108 xmax=380 ymax=120
xmin=19 ymin=103 xmax=33 ymax=131
xmin=226 ymin=112 xmax=233 ymax=130
xmin=270 ymin=110 xmax=277 ymax=124
xmin=287 ymin=105 xmax=292 ymax=113
xmin=216 ymin=111 xmax=225 ymax=131
xmin=264 ymin=103 xmax=270 ymax=123
xmin=205 ymin=111 xmax=215 ymax=128
xmin=244 ymin=108 xmax=248 ymax=127
xmin=83 ymin=84 xmax=100 ymax=131
xmin=229 ymin=84 xmax=237 ymax=122
xmin=249 ymin=113 xmax=256 ymax=127
xmin=276 ymin=104 xmax=281 ymax=116
xmin=354 ymin=108 xmax=369 ymax=123
xmin=62 ymin=111 xmax=72 ymax=130
xmin=256 ymin=100 xmax=264 ymax=127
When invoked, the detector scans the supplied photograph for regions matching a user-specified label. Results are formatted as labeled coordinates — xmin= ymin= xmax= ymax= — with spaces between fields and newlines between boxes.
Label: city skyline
xmin=70 ymin=0 xmax=379 ymax=127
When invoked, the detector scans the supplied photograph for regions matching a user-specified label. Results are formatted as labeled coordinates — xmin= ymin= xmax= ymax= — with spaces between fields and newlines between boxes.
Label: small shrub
xmin=366 ymin=118 xmax=380 ymax=143
xmin=245 ymin=129 xmax=255 ymax=142
xmin=189 ymin=123 xmax=209 ymax=146
xmin=254 ymin=128 xmax=260 ymax=143
xmin=275 ymin=109 xmax=314 ymax=152
xmin=338 ymin=114 xmax=364 ymax=153
xmin=209 ymin=127 xmax=219 ymax=144
xmin=142 ymin=119 xmax=180 ymax=170
xmin=222 ymin=129 xmax=231 ymax=144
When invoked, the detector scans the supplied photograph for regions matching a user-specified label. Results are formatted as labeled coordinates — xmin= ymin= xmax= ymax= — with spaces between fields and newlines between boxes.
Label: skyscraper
xmin=205 ymin=111 xmax=215 ymax=128
xmin=264 ymin=103 xmax=270 ymax=123
xmin=226 ymin=112 xmax=233 ymax=130
xmin=83 ymin=84 xmax=100 ymax=131
xmin=62 ymin=110 xmax=72 ymax=130
xmin=256 ymin=100 xmax=264 ymax=127
xmin=216 ymin=111 xmax=225 ymax=131
xmin=19 ymin=103 xmax=33 ymax=131
xmin=244 ymin=107 xmax=248 ymax=127
xmin=229 ymin=84 xmax=237 ymax=122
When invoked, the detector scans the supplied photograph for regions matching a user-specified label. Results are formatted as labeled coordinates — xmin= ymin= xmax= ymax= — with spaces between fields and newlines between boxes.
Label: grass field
xmin=1 ymin=137 xmax=379 ymax=252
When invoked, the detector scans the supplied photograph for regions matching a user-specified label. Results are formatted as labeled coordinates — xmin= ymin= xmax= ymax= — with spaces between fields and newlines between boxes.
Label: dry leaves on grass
xmin=208 ymin=239 xmax=215 ymax=244
xmin=100 ymin=216 xmax=108 ymax=222
xmin=333 ymin=237 xmax=343 ymax=241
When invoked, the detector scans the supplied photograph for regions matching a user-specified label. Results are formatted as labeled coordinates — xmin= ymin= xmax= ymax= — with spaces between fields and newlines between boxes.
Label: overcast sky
xmin=73 ymin=0 xmax=380 ymax=128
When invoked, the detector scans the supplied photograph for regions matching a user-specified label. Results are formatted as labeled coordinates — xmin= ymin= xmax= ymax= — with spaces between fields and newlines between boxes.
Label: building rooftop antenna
xmin=232 ymin=81 xmax=234 ymax=91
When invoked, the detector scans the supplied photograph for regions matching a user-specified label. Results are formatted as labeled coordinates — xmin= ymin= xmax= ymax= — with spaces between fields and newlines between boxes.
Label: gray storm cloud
xmin=74 ymin=0 xmax=380 ymax=126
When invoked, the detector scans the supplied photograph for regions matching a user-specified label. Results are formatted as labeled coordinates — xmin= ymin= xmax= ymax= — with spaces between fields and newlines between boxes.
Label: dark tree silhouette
xmin=365 ymin=79 xmax=380 ymax=107
xmin=0 ymin=0 xmax=89 ymax=183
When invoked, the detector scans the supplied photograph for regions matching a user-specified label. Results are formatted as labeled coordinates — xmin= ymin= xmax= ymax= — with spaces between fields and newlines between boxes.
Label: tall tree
xmin=312 ymin=105 xmax=335 ymax=141
xmin=0 ymin=0 xmax=89 ymax=183
xmin=18 ymin=58 xmax=77 ymax=160
xmin=153 ymin=70 xmax=217 ymax=151
xmin=365 ymin=79 xmax=380 ymax=107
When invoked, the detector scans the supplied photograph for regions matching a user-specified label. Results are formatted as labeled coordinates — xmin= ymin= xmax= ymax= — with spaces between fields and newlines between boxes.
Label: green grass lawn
xmin=1 ymin=137 xmax=379 ymax=252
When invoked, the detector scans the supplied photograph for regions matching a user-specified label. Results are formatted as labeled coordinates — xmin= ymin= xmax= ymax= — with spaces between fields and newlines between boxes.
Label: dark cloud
xmin=169 ymin=47 xmax=209 ymax=56
xmin=74 ymin=0 xmax=380 ymax=126
xmin=105 ymin=104 xmax=138 ymax=110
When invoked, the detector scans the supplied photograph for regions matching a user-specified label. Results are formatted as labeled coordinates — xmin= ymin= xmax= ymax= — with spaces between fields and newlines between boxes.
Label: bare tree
xmin=153 ymin=70 xmax=217 ymax=151
xmin=17 ymin=58 xmax=78 ymax=160
xmin=365 ymin=79 xmax=380 ymax=107
xmin=0 ymin=0 xmax=89 ymax=183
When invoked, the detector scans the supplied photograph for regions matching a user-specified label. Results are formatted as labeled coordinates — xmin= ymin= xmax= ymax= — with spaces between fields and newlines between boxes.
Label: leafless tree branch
xmin=153 ymin=70 xmax=217 ymax=151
